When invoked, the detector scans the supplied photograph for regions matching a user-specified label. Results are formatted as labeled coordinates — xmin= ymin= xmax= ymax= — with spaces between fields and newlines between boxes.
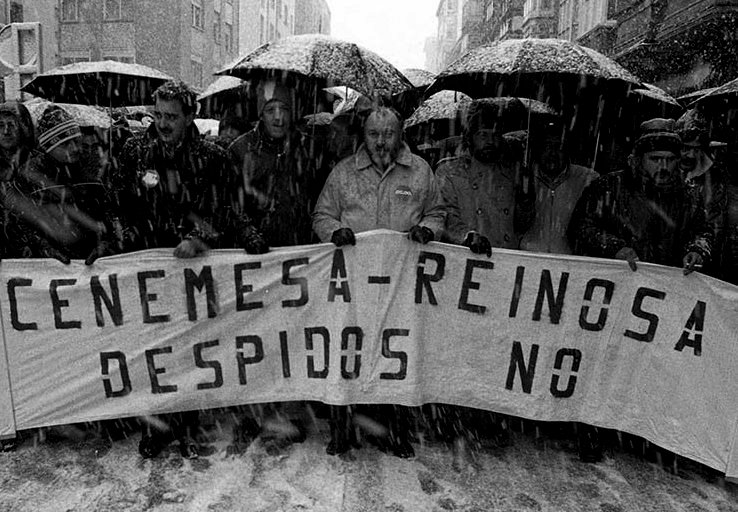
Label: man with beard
xmin=117 ymin=80 xmax=265 ymax=460
xmin=312 ymin=106 xmax=445 ymax=458
xmin=569 ymin=117 xmax=712 ymax=273
xmin=432 ymin=98 xmax=533 ymax=471
xmin=436 ymin=98 xmax=533 ymax=257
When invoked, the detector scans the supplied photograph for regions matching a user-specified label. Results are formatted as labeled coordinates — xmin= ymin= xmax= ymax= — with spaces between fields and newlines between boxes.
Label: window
xmin=61 ymin=0 xmax=78 ymax=22
xmin=224 ymin=22 xmax=233 ymax=52
xmin=10 ymin=1 xmax=22 ymax=22
xmin=213 ymin=10 xmax=221 ymax=43
xmin=260 ymin=15 xmax=265 ymax=43
xmin=192 ymin=0 xmax=203 ymax=29
xmin=269 ymin=22 xmax=274 ymax=41
xmin=191 ymin=59 xmax=203 ymax=87
xmin=61 ymin=55 xmax=90 ymax=65
xmin=103 ymin=55 xmax=134 ymax=63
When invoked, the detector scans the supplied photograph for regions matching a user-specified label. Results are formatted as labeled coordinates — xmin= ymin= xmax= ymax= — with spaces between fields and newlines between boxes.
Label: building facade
xmin=424 ymin=0 xmax=463 ymax=72
xmin=0 ymin=0 xmax=241 ymax=99
xmin=238 ymin=0 xmax=295 ymax=55
xmin=293 ymin=0 xmax=329 ymax=36
xmin=556 ymin=0 xmax=738 ymax=95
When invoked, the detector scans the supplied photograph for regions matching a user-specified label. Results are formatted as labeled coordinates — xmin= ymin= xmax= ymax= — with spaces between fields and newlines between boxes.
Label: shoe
xmin=179 ymin=439 xmax=199 ymax=459
xmin=139 ymin=433 xmax=166 ymax=459
xmin=326 ymin=431 xmax=350 ymax=456
xmin=392 ymin=439 xmax=415 ymax=459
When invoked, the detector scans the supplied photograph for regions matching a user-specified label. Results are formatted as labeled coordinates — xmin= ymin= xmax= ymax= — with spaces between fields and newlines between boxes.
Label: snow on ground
xmin=0 ymin=409 xmax=736 ymax=512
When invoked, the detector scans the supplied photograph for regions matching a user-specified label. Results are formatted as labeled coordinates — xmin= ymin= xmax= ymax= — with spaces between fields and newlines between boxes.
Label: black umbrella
xmin=217 ymin=34 xmax=413 ymax=100
xmin=21 ymin=60 xmax=173 ymax=107
xmin=426 ymin=38 xmax=642 ymax=110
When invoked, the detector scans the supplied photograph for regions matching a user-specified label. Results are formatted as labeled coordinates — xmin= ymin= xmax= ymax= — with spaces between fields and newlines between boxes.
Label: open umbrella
xmin=24 ymin=98 xmax=112 ymax=129
xmin=402 ymin=68 xmax=436 ymax=89
xmin=694 ymin=78 xmax=738 ymax=108
xmin=677 ymin=87 xmax=719 ymax=107
xmin=426 ymin=38 xmax=642 ymax=108
xmin=197 ymin=75 xmax=250 ymax=118
xmin=217 ymin=34 xmax=413 ymax=99
xmin=393 ymin=68 xmax=438 ymax=119
xmin=405 ymin=90 xmax=472 ymax=130
xmin=627 ymin=83 xmax=683 ymax=119
xmin=21 ymin=60 xmax=173 ymax=107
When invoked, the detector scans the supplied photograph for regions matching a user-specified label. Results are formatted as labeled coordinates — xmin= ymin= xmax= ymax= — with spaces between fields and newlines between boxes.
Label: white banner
xmin=0 ymin=230 xmax=736 ymax=477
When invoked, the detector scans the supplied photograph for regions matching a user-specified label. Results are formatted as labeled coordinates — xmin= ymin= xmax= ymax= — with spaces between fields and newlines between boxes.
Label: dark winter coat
xmin=116 ymin=123 xmax=255 ymax=251
xmin=568 ymin=169 xmax=714 ymax=268
xmin=0 ymin=102 xmax=117 ymax=260
xmin=228 ymin=123 xmax=317 ymax=247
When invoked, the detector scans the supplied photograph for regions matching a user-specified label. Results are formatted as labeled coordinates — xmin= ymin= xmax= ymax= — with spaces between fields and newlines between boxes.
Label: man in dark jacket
xmin=569 ymin=118 xmax=713 ymax=273
xmin=116 ymin=80 xmax=266 ymax=460
xmin=228 ymin=80 xmax=316 ymax=247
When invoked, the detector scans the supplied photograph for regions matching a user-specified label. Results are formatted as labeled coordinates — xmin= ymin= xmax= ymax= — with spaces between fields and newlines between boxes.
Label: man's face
xmin=219 ymin=126 xmax=242 ymax=146
xmin=532 ymin=131 xmax=566 ymax=177
xmin=0 ymin=114 xmax=19 ymax=151
xmin=471 ymin=128 xmax=504 ymax=163
xmin=639 ymin=150 xmax=679 ymax=188
xmin=154 ymin=98 xmax=193 ymax=144
xmin=679 ymin=139 xmax=703 ymax=173
xmin=48 ymin=138 xmax=81 ymax=164
xmin=261 ymin=100 xmax=291 ymax=140
xmin=364 ymin=112 xmax=402 ymax=170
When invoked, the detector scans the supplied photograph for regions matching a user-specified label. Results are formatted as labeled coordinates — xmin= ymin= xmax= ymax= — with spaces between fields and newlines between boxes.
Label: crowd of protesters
xmin=0 ymin=77 xmax=734 ymax=472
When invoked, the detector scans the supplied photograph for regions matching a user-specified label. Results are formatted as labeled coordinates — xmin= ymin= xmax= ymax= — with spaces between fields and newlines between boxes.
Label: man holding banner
xmin=116 ymin=80 xmax=266 ymax=459
xmin=312 ymin=106 xmax=445 ymax=457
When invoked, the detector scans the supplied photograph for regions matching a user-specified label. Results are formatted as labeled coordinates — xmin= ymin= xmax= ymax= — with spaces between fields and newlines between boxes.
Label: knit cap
xmin=256 ymin=81 xmax=292 ymax=115
xmin=37 ymin=105 xmax=81 ymax=153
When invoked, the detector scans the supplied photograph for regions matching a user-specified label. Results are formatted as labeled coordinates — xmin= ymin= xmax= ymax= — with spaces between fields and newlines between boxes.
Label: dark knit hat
xmin=256 ymin=80 xmax=292 ymax=115
xmin=37 ymin=105 xmax=81 ymax=153
xmin=633 ymin=118 xmax=681 ymax=155
xmin=674 ymin=108 xmax=710 ymax=147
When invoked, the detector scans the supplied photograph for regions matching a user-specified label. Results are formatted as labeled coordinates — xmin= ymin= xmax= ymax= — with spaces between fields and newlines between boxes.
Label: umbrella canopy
xmin=197 ymin=76 xmax=247 ymax=101
xmin=24 ymin=98 xmax=111 ymax=129
xmin=402 ymin=68 xmax=436 ymax=89
xmin=197 ymin=75 xmax=250 ymax=118
xmin=405 ymin=90 xmax=472 ymax=129
xmin=694 ymin=78 xmax=738 ymax=107
xmin=217 ymin=34 xmax=413 ymax=99
xmin=426 ymin=38 xmax=642 ymax=108
xmin=677 ymin=87 xmax=719 ymax=107
xmin=21 ymin=60 xmax=173 ymax=107
xmin=627 ymin=83 xmax=683 ymax=119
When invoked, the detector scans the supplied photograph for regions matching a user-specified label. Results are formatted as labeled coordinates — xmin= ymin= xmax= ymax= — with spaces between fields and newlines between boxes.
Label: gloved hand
xmin=46 ymin=247 xmax=71 ymax=265
xmin=683 ymin=251 xmax=703 ymax=275
xmin=85 ymin=241 xmax=115 ymax=266
xmin=408 ymin=225 xmax=434 ymax=244
xmin=244 ymin=229 xmax=269 ymax=254
xmin=462 ymin=232 xmax=492 ymax=257
xmin=173 ymin=237 xmax=210 ymax=259
xmin=331 ymin=228 xmax=356 ymax=247
xmin=615 ymin=246 xmax=639 ymax=272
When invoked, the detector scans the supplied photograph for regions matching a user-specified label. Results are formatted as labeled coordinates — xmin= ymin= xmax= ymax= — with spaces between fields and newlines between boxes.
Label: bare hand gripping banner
xmin=0 ymin=230 xmax=737 ymax=478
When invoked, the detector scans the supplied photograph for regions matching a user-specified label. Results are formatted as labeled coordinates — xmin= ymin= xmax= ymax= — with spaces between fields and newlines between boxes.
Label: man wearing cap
xmin=15 ymin=105 xmax=118 ymax=264
xmin=436 ymin=97 xmax=534 ymax=257
xmin=117 ymin=80 xmax=265 ymax=460
xmin=229 ymin=80 xmax=315 ymax=247
xmin=569 ymin=117 xmax=713 ymax=273
xmin=675 ymin=109 xmax=726 ymax=277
